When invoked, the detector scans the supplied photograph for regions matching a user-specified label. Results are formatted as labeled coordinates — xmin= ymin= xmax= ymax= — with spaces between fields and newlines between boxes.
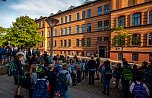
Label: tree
xmin=0 ymin=27 xmax=7 ymax=46
xmin=4 ymin=16 xmax=44 ymax=47
xmin=111 ymin=26 xmax=131 ymax=58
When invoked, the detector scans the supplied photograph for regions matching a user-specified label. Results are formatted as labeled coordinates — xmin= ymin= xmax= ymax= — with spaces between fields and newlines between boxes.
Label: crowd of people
xmin=6 ymin=48 xmax=152 ymax=98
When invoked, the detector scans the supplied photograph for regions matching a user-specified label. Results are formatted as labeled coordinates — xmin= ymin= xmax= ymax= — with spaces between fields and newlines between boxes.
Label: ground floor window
xmin=81 ymin=52 xmax=85 ymax=56
xmin=132 ymin=53 xmax=138 ymax=61
xmin=118 ymin=53 xmax=123 ymax=60
xmin=60 ymin=51 xmax=62 ymax=54
xmin=68 ymin=51 xmax=70 ymax=55
xmin=149 ymin=54 xmax=152 ymax=62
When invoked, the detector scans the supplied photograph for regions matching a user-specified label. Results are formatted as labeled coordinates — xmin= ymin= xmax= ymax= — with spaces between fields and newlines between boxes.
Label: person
xmin=113 ymin=63 xmax=121 ymax=88
xmin=13 ymin=54 xmax=24 ymax=98
xmin=77 ymin=60 xmax=83 ymax=84
xmin=121 ymin=61 xmax=133 ymax=98
xmin=32 ymin=70 xmax=49 ymax=98
xmin=102 ymin=60 xmax=112 ymax=96
xmin=56 ymin=64 xmax=72 ymax=98
xmin=47 ymin=64 xmax=56 ymax=98
xmin=36 ymin=48 xmax=40 ymax=57
xmin=87 ymin=56 xmax=96 ymax=85
xmin=29 ymin=64 xmax=37 ymax=98
xmin=95 ymin=54 xmax=100 ymax=80
xmin=130 ymin=74 xmax=150 ymax=98
xmin=132 ymin=64 xmax=139 ymax=82
xmin=69 ymin=60 xmax=78 ymax=86
xmin=82 ymin=59 xmax=86 ymax=81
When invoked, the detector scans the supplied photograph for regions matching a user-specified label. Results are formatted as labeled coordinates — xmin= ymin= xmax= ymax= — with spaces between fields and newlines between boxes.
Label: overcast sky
xmin=0 ymin=0 xmax=90 ymax=28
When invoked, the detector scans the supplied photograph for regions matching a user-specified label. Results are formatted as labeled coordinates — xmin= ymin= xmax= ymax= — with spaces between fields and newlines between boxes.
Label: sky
xmin=0 ymin=0 xmax=89 ymax=28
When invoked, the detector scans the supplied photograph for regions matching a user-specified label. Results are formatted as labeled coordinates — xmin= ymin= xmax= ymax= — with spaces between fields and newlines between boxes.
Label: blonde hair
xmin=48 ymin=64 xmax=54 ymax=71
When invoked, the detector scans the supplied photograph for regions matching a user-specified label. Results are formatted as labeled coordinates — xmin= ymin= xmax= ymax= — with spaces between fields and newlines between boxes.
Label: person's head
xmin=123 ymin=61 xmax=128 ymax=66
xmin=135 ymin=74 xmax=142 ymax=82
xmin=91 ymin=56 xmax=94 ymax=60
xmin=105 ymin=60 xmax=110 ymax=68
xmin=117 ymin=63 xmax=121 ymax=68
xmin=39 ymin=70 xmax=45 ymax=79
xmin=122 ymin=58 xmax=127 ymax=62
xmin=48 ymin=64 xmax=54 ymax=71
xmin=31 ymin=64 xmax=37 ymax=73
xmin=133 ymin=64 xmax=137 ymax=69
xmin=41 ymin=59 xmax=45 ymax=65
xmin=142 ymin=61 xmax=148 ymax=67
xmin=62 ymin=64 xmax=67 ymax=70
xmin=16 ymin=54 xmax=24 ymax=61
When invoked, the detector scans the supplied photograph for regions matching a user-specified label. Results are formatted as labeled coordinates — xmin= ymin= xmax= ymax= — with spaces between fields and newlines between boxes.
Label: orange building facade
xmin=36 ymin=0 xmax=152 ymax=63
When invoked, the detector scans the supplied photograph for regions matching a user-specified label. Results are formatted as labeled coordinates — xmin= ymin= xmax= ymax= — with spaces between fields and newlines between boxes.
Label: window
xmin=42 ymin=21 xmax=45 ymax=27
xmin=87 ymin=9 xmax=91 ymax=18
xmin=118 ymin=53 xmax=123 ymax=60
xmin=64 ymin=28 xmax=67 ymax=35
xmin=60 ymin=28 xmax=63 ymax=35
xmin=132 ymin=34 xmax=141 ymax=46
xmin=69 ymin=15 xmax=72 ymax=22
xmin=42 ymin=31 xmax=44 ymax=36
xmin=60 ymin=51 xmax=62 ymax=54
xmin=104 ymin=37 xmax=109 ymax=42
xmin=87 ymin=38 xmax=91 ymax=46
xmin=60 ymin=40 xmax=63 ymax=47
xmin=53 ymin=30 xmax=56 ymax=36
xmin=76 ymin=39 xmax=79 ymax=47
xmin=60 ymin=17 xmax=63 ymax=24
xmin=68 ymin=51 xmax=70 ymax=55
xmin=132 ymin=13 xmax=141 ymax=26
xmin=76 ymin=25 xmax=79 ymax=34
xmin=118 ymin=16 xmax=125 ymax=26
xmin=104 ymin=4 xmax=110 ymax=14
xmin=64 ymin=40 xmax=67 ymax=47
xmin=149 ymin=54 xmax=152 ymax=62
xmin=82 ymin=24 xmax=86 ymax=33
xmin=68 ymin=27 xmax=71 ymax=35
xmin=98 ymin=21 xmax=102 ymax=31
xmin=82 ymin=11 xmax=85 ymax=19
xmin=149 ymin=11 xmax=152 ymax=24
xmin=68 ymin=39 xmax=71 ymax=47
xmin=76 ymin=13 xmax=80 ymax=20
xmin=54 ymin=41 xmax=57 ymax=47
xmin=65 ymin=16 xmax=67 ymax=23
xmin=104 ymin=20 xmax=110 ymax=30
xmin=98 ymin=6 xmax=102 ymax=15
xmin=149 ymin=33 xmax=152 ymax=45
xmin=81 ymin=38 xmax=85 ymax=46
xmin=132 ymin=53 xmax=138 ymax=61
xmin=97 ymin=37 xmax=102 ymax=42
xmin=87 ymin=23 xmax=91 ymax=32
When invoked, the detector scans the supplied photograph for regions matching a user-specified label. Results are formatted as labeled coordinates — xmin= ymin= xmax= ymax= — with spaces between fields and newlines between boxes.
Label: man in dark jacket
xmin=87 ymin=56 xmax=97 ymax=85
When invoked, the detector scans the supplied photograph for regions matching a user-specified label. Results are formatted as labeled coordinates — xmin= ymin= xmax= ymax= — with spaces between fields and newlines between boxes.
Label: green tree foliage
xmin=111 ymin=26 xmax=131 ymax=52
xmin=0 ymin=27 xmax=7 ymax=46
xmin=4 ymin=16 xmax=44 ymax=47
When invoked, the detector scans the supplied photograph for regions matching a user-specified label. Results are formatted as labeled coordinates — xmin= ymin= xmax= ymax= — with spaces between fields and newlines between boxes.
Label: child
xmin=130 ymin=74 xmax=150 ymax=98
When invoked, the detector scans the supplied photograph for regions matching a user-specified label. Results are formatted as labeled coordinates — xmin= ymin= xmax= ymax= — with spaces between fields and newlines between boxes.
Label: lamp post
xmin=46 ymin=17 xmax=59 ymax=62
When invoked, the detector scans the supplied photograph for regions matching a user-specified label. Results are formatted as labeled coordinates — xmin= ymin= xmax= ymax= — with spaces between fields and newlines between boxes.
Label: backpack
xmin=104 ymin=68 xmax=112 ymax=80
xmin=78 ymin=63 xmax=83 ymax=71
xmin=132 ymin=82 xmax=148 ymax=98
xmin=70 ymin=64 xmax=76 ymax=74
xmin=55 ymin=64 xmax=62 ymax=74
xmin=21 ymin=73 xmax=31 ymax=89
xmin=122 ymin=67 xmax=133 ymax=81
xmin=57 ymin=72 xmax=68 ymax=96
xmin=32 ymin=79 xmax=49 ymax=98
xmin=8 ymin=61 xmax=16 ymax=76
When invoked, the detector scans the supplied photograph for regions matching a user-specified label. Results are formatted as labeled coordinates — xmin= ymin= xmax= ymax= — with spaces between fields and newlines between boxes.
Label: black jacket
xmin=87 ymin=60 xmax=97 ymax=70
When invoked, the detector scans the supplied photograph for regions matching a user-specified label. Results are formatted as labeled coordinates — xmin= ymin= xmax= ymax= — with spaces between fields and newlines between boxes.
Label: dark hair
xmin=135 ymin=74 xmax=142 ymax=81
xmin=39 ymin=70 xmax=45 ymax=79
xmin=105 ymin=60 xmax=110 ymax=68
xmin=91 ymin=56 xmax=94 ymax=60
xmin=123 ymin=61 xmax=128 ymax=65
xmin=133 ymin=64 xmax=137 ymax=69
xmin=117 ymin=63 xmax=121 ymax=68
xmin=16 ymin=54 xmax=24 ymax=60
xmin=143 ymin=61 xmax=148 ymax=66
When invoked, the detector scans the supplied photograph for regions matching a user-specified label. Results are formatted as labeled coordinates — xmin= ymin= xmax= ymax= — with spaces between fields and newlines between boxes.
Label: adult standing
xmin=87 ymin=56 xmax=96 ymax=85
xmin=95 ymin=54 xmax=100 ymax=80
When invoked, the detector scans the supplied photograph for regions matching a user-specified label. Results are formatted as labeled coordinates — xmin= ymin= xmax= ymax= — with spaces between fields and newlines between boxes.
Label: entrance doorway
xmin=99 ymin=46 xmax=106 ymax=58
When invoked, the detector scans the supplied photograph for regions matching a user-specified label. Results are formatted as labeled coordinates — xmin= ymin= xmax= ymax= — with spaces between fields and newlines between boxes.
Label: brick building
xmin=36 ymin=0 xmax=152 ymax=63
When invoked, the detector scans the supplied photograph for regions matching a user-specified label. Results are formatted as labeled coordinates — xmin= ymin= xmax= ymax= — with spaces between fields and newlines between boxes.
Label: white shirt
xmin=130 ymin=81 xmax=150 ymax=96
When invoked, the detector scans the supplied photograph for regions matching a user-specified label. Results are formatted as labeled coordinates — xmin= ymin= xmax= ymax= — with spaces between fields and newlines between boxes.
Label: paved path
xmin=0 ymin=75 xmax=105 ymax=98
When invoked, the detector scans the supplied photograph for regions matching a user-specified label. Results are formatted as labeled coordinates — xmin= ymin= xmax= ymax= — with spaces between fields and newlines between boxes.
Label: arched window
xmin=132 ymin=13 xmax=141 ymax=26
xmin=132 ymin=34 xmax=141 ymax=46
xmin=149 ymin=10 xmax=152 ymax=24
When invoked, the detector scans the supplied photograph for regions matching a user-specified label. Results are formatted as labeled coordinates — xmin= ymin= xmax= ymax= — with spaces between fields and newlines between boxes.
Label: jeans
xmin=77 ymin=71 xmax=82 ymax=83
xmin=122 ymin=80 xmax=130 ymax=98
xmin=71 ymin=73 xmax=76 ymax=86
xmin=64 ymin=88 xmax=70 ymax=98
xmin=103 ymin=79 xmax=110 ymax=95
xmin=89 ymin=70 xmax=95 ymax=84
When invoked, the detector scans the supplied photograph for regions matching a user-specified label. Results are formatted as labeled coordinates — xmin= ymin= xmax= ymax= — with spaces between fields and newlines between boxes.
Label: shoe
xmin=95 ymin=78 xmax=100 ymax=80
xmin=102 ymin=91 xmax=106 ymax=95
